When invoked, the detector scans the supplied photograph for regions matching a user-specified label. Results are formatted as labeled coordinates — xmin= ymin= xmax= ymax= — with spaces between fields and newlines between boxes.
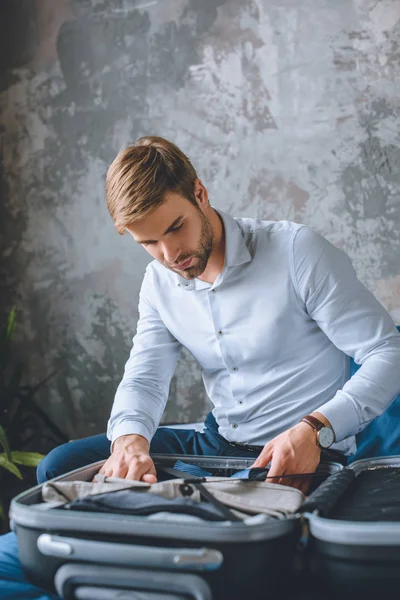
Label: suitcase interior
xmin=304 ymin=455 xmax=400 ymax=600
xmin=10 ymin=455 xmax=342 ymax=600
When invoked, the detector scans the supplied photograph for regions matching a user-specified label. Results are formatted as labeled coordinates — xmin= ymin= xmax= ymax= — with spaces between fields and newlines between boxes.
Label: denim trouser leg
xmin=36 ymin=433 xmax=112 ymax=484
xmin=0 ymin=532 xmax=59 ymax=600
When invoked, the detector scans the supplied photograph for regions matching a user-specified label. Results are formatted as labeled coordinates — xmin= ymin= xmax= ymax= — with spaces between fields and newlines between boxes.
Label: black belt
xmin=228 ymin=441 xmax=263 ymax=453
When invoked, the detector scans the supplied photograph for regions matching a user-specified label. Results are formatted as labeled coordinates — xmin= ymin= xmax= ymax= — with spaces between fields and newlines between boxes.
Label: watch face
xmin=318 ymin=426 xmax=335 ymax=449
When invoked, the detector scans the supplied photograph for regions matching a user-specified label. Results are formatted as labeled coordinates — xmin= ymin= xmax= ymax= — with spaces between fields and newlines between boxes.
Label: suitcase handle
xmin=37 ymin=533 xmax=223 ymax=571
xmin=55 ymin=564 xmax=213 ymax=600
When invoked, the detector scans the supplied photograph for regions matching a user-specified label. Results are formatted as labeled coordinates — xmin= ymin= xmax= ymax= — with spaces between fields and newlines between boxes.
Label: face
xmin=125 ymin=189 xmax=214 ymax=280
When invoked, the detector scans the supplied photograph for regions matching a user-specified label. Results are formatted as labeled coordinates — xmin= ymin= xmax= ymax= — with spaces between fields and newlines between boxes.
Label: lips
xmin=176 ymin=257 xmax=193 ymax=270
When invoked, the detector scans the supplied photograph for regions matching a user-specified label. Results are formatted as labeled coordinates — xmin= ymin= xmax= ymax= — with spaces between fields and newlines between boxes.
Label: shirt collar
xmin=218 ymin=208 xmax=252 ymax=268
xmin=176 ymin=208 xmax=252 ymax=290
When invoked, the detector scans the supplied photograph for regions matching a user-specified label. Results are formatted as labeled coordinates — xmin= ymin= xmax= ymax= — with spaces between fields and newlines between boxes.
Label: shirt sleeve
xmin=107 ymin=265 xmax=182 ymax=445
xmin=292 ymin=226 xmax=400 ymax=443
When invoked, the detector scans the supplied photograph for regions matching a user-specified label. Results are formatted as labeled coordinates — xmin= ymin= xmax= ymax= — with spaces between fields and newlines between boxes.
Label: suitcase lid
xmin=304 ymin=455 xmax=400 ymax=546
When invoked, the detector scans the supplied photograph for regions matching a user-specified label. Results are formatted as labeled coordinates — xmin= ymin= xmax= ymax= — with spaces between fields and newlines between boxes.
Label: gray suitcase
xmin=10 ymin=454 xmax=342 ymax=600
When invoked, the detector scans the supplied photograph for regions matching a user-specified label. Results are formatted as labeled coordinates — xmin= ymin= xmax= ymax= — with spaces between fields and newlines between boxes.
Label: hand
xmin=251 ymin=422 xmax=321 ymax=494
xmin=98 ymin=434 xmax=157 ymax=483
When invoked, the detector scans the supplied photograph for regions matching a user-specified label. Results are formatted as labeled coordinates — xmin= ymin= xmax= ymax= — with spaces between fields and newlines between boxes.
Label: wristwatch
xmin=301 ymin=415 xmax=335 ymax=449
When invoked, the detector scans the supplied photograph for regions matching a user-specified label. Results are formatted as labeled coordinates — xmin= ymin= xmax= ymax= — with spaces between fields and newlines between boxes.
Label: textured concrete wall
xmin=1 ymin=0 xmax=399 ymax=439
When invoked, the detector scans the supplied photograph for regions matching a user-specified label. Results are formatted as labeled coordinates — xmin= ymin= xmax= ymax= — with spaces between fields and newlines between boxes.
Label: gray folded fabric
xmin=42 ymin=475 xmax=304 ymax=518
xmin=42 ymin=478 xmax=150 ymax=503
xmin=201 ymin=479 xmax=303 ymax=516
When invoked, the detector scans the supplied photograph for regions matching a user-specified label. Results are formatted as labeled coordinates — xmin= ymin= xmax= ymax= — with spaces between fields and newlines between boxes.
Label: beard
xmin=165 ymin=210 xmax=214 ymax=280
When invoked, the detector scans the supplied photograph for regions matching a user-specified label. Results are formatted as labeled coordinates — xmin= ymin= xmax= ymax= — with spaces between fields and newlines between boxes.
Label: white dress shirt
xmin=107 ymin=209 xmax=400 ymax=455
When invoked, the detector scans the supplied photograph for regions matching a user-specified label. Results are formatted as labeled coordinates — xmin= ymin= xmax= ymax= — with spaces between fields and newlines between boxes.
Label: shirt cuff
xmin=108 ymin=420 xmax=153 ymax=448
xmin=316 ymin=391 xmax=361 ymax=442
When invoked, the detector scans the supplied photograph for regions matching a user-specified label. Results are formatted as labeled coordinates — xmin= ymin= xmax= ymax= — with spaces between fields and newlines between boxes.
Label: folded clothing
xmin=65 ymin=489 xmax=231 ymax=521
xmin=43 ymin=475 xmax=304 ymax=520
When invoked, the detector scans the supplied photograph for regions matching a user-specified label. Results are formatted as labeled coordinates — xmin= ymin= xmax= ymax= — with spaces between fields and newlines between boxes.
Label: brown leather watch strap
xmin=301 ymin=415 xmax=325 ymax=432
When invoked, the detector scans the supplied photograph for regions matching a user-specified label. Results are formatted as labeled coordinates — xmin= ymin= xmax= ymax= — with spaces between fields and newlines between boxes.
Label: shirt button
xmin=232 ymin=367 xmax=238 ymax=372
xmin=212 ymin=289 xmax=216 ymax=292
xmin=231 ymin=423 xmax=238 ymax=429
xmin=217 ymin=329 xmax=223 ymax=335
xmin=238 ymin=400 xmax=243 ymax=405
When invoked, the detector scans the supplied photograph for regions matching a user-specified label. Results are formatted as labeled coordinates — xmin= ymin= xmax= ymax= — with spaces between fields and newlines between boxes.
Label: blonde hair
xmin=106 ymin=136 xmax=199 ymax=234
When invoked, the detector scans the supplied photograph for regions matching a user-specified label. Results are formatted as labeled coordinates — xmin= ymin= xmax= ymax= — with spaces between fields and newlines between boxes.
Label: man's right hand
xmin=98 ymin=434 xmax=157 ymax=483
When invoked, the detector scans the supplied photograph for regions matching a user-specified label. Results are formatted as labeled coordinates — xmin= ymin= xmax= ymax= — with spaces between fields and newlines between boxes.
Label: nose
xmin=162 ymin=242 xmax=181 ymax=265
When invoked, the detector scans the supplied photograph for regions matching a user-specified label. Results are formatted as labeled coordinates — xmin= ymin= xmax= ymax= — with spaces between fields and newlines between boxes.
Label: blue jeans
xmin=0 ymin=414 xmax=259 ymax=600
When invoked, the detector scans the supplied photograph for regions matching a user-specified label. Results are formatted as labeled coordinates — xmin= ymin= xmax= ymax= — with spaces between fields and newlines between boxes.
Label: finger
xmin=280 ymin=475 xmax=309 ymax=490
xmin=98 ymin=462 xmax=114 ymax=477
xmin=142 ymin=473 xmax=157 ymax=484
xmin=125 ymin=464 xmax=145 ymax=481
xmin=266 ymin=474 xmax=291 ymax=486
xmin=265 ymin=456 xmax=282 ymax=481
xmin=110 ymin=463 xmax=128 ymax=479
xmin=99 ymin=468 xmax=113 ymax=478
xmin=252 ymin=445 xmax=273 ymax=468
xmin=125 ymin=458 xmax=154 ymax=481
xmin=277 ymin=475 xmax=294 ymax=488
xmin=298 ymin=480 xmax=310 ymax=496
xmin=141 ymin=462 xmax=157 ymax=483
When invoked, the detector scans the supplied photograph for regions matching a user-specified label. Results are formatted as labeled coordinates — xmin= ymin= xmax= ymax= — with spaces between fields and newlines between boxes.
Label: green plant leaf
xmin=11 ymin=451 xmax=44 ymax=467
xmin=0 ymin=455 xmax=22 ymax=479
xmin=0 ymin=425 xmax=11 ymax=461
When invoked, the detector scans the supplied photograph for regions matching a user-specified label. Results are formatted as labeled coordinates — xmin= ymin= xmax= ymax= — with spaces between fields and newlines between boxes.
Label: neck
xmin=198 ymin=209 xmax=225 ymax=284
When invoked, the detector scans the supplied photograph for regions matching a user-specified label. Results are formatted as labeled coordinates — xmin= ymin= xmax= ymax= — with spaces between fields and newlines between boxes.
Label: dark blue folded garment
xmin=172 ymin=460 xmax=268 ymax=481
xmin=65 ymin=488 xmax=228 ymax=521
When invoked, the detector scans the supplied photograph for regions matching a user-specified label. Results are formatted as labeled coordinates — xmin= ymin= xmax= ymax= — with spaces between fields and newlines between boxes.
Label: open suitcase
xmin=9 ymin=454 xmax=343 ymax=600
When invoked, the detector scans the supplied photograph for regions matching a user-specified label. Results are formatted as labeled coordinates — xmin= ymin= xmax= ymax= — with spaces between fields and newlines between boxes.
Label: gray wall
xmin=1 ymin=0 xmax=399 ymax=439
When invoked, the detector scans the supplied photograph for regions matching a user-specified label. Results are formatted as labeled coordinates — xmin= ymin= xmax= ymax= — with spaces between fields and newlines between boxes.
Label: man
xmin=0 ymin=136 xmax=399 ymax=599
xmin=39 ymin=135 xmax=400 ymax=487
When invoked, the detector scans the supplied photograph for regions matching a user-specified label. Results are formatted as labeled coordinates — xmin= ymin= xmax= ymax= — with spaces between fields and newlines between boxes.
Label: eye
xmin=171 ymin=223 xmax=184 ymax=233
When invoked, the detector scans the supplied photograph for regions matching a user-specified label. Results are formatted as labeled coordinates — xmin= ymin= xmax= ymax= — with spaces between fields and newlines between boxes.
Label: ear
xmin=194 ymin=179 xmax=209 ymax=208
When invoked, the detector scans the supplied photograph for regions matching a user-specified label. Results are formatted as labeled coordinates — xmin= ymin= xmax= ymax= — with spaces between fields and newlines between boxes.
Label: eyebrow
xmin=136 ymin=216 xmax=184 ymax=245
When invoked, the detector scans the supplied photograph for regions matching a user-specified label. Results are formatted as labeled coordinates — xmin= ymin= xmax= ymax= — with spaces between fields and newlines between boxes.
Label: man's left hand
xmin=251 ymin=422 xmax=321 ymax=494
